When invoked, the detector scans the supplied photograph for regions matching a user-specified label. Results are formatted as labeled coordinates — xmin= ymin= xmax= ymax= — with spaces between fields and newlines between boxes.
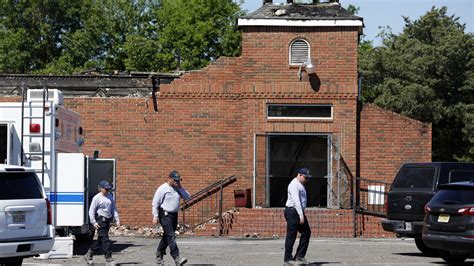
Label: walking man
xmin=85 ymin=180 xmax=120 ymax=263
xmin=284 ymin=168 xmax=312 ymax=264
xmin=152 ymin=170 xmax=191 ymax=265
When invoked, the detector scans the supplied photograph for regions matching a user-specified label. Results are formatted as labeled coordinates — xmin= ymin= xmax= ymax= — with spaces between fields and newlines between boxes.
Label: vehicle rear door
xmin=0 ymin=171 xmax=48 ymax=240
xmin=387 ymin=165 xmax=437 ymax=221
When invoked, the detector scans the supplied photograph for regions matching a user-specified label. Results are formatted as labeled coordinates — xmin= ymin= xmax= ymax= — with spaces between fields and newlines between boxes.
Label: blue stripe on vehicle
xmin=47 ymin=192 xmax=84 ymax=204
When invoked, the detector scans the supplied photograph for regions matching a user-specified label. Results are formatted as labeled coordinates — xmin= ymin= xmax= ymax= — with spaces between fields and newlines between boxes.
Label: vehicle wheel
xmin=439 ymin=251 xmax=468 ymax=263
xmin=414 ymin=238 xmax=438 ymax=257
xmin=0 ymin=257 xmax=23 ymax=266
xmin=75 ymin=226 xmax=96 ymax=242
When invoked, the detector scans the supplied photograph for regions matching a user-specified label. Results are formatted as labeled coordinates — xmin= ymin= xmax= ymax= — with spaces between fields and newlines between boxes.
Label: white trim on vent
xmin=289 ymin=39 xmax=310 ymax=66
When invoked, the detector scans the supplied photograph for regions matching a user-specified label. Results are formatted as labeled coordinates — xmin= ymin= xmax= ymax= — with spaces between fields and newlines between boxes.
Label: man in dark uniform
xmin=84 ymin=180 xmax=120 ymax=263
xmin=152 ymin=170 xmax=191 ymax=265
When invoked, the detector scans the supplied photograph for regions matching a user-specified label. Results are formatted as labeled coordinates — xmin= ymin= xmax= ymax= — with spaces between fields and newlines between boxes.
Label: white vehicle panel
xmin=55 ymin=153 xmax=85 ymax=226
xmin=0 ymin=199 xmax=49 ymax=240
xmin=0 ymin=166 xmax=54 ymax=259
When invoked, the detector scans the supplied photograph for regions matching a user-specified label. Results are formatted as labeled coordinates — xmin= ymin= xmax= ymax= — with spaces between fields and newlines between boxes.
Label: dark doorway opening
xmin=268 ymin=135 xmax=328 ymax=207
xmin=0 ymin=124 xmax=7 ymax=164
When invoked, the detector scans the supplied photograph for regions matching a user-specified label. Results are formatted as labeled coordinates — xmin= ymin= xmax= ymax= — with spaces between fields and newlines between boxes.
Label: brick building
xmin=0 ymin=1 xmax=430 ymax=237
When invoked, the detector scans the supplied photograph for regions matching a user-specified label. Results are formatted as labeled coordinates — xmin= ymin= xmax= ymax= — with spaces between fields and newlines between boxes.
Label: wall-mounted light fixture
xmin=298 ymin=59 xmax=316 ymax=81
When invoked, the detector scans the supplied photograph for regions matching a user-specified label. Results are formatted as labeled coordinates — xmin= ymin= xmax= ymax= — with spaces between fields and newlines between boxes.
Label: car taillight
xmin=46 ymin=198 xmax=52 ymax=225
xmin=424 ymin=205 xmax=431 ymax=213
xmin=457 ymin=206 xmax=474 ymax=216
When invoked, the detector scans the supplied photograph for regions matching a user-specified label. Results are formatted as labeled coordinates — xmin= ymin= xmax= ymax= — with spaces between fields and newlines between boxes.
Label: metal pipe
xmin=253 ymin=134 xmax=256 ymax=208
xmin=20 ymin=85 xmax=26 ymax=166
xmin=41 ymin=86 xmax=47 ymax=185
xmin=219 ymin=179 xmax=223 ymax=236
xmin=353 ymin=177 xmax=357 ymax=237
xmin=337 ymin=136 xmax=341 ymax=208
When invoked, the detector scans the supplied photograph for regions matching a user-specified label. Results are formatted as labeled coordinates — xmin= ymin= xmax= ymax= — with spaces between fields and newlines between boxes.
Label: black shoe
xmin=84 ymin=250 xmax=93 ymax=263
xmin=174 ymin=256 xmax=187 ymax=265
xmin=295 ymin=257 xmax=307 ymax=263
xmin=105 ymin=254 xmax=114 ymax=263
xmin=156 ymin=252 xmax=164 ymax=265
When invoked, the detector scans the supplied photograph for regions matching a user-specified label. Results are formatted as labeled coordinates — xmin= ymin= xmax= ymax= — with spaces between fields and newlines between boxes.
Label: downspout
xmin=151 ymin=76 xmax=159 ymax=112
xmin=354 ymin=74 xmax=362 ymax=237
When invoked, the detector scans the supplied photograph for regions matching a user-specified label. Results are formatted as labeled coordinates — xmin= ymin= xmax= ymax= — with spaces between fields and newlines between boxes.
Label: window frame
xmin=266 ymin=104 xmax=333 ymax=120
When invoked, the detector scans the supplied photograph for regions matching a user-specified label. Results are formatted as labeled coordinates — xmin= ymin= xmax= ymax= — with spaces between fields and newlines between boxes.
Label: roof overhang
xmin=238 ymin=18 xmax=363 ymax=27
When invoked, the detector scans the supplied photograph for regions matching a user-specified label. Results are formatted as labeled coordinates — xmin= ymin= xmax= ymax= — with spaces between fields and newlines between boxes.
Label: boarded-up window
xmin=289 ymin=39 xmax=309 ymax=65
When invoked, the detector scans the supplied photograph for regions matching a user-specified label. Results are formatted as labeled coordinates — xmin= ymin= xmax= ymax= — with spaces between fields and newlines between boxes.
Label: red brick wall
xmin=192 ymin=208 xmax=391 ymax=238
xmin=0 ymin=96 xmax=20 ymax=102
xmin=239 ymin=26 xmax=359 ymax=92
xmin=65 ymin=98 xmax=158 ymax=223
xmin=360 ymin=104 xmax=432 ymax=183
xmin=0 ymin=24 xmax=432 ymax=238
xmin=64 ymin=97 xmax=244 ymax=226
xmin=161 ymin=25 xmax=361 ymax=191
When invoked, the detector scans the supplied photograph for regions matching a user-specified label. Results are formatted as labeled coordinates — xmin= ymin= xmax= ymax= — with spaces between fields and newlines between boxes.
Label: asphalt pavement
xmin=23 ymin=236 xmax=473 ymax=265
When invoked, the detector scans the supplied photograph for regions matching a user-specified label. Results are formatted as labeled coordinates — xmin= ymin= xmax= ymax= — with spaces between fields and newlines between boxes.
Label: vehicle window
xmin=0 ymin=172 xmax=44 ymax=199
xmin=449 ymin=170 xmax=474 ymax=183
xmin=430 ymin=188 xmax=474 ymax=204
xmin=392 ymin=166 xmax=436 ymax=190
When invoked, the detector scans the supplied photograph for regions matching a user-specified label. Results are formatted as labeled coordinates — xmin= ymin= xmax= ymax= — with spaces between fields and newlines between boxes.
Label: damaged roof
xmin=239 ymin=2 xmax=363 ymax=27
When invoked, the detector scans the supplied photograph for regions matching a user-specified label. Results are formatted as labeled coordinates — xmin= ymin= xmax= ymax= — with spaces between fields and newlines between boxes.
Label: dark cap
xmin=298 ymin=168 xmax=312 ymax=178
xmin=169 ymin=170 xmax=182 ymax=181
xmin=98 ymin=180 xmax=112 ymax=189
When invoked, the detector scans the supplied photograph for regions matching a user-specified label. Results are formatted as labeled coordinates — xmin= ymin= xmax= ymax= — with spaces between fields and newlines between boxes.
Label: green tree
xmin=0 ymin=0 xmax=243 ymax=74
xmin=150 ymin=0 xmax=243 ymax=72
xmin=359 ymin=7 xmax=474 ymax=161
xmin=44 ymin=0 xmax=153 ymax=74
xmin=346 ymin=4 xmax=359 ymax=15
xmin=0 ymin=0 xmax=83 ymax=73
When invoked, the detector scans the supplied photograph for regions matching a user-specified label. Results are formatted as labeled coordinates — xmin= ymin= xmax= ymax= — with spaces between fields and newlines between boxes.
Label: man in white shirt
xmin=152 ymin=170 xmax=191 ymax=265
xmin=284 ymin=168 xmax=312 ymax=264
xmin=84 ymin=180 xmax=120 ymax=263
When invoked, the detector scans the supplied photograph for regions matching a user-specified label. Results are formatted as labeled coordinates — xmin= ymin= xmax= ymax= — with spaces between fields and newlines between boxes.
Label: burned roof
xmin=0 ymin=73 xmax=181 ymax=98
xmin=241 ymin=2 xmax=362 ymax=22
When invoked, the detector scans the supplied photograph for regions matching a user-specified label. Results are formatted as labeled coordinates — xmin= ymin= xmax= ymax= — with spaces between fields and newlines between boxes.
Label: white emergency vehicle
xmin=0 ymin=88 xmax=115 ymax=242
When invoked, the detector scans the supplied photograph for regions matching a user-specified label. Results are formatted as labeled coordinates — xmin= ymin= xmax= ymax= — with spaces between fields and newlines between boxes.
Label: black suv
xmin=422 ymin=182 xmax=474 ymax=263
xmin=381 ymin=162 xmax=474 ymax=255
